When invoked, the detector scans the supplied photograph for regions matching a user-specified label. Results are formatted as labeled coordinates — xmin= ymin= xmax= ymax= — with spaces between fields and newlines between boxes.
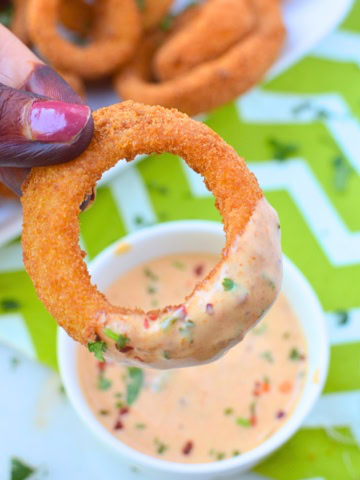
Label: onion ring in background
xmin=0 ymin=183 xmax=17 ymax=199
xmin=59 ymin=0 xmax=94 ymax=37
xmin=116 ymin=0 xmax=285 ymax=116
xmin=27 ymin=0 xmax=141 ymax=79
xmin=141 ymin=0 xmax=173 ymax=31
xmin=8 ymin=0 xmax=30 ymax=44
xmin=22 ymin=101 xmax=282 ymax=369
xmin=154 ymin=0 xmax=257 ymax=81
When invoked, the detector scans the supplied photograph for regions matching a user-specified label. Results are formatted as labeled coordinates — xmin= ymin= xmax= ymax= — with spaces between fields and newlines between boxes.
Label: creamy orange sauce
xmin=97 ymin=198 xmax=283 ymax=368
xmin=78 ymin=252 xmax=306 ymax=463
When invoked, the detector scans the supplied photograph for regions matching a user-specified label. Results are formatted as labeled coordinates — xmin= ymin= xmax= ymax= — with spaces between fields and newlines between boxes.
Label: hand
xmin=0 ymin=24 xmax=94 ymax=195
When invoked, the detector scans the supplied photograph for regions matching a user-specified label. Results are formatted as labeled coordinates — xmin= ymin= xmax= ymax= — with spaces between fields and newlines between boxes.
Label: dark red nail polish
xmin=29 ymin=101 xmax=91 ymax=143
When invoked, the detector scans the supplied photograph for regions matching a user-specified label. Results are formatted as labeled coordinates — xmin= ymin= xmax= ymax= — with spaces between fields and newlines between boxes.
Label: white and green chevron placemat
xmin=2 ymin=2 xmax=360 ymax=478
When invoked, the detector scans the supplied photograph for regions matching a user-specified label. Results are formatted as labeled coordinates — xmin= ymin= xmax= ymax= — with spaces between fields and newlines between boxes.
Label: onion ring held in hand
xmin=27 ymin=0 xmax=141 ymax=80
xmin=116 ymin=0 xmax=285 ymax=116
xmin=22 ymin=101 xmax=282 ymax=369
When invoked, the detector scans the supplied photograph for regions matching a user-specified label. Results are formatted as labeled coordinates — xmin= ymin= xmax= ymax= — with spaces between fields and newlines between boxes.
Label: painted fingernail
xmin=28 ymin=101 xmax=91 ymax=143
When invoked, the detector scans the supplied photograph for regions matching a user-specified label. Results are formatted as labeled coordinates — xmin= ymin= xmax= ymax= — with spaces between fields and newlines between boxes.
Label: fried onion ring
xmin=154 ymin=0 xmax=257 ymax=81
xmin=22 ymin=101 xmax=282 ymax=369
xmin=58 ymin=0 xmax=94 ymax=37
xmin=0 ymin=183 xmax=17 ymax=199
xmin=116 ymin=0 xmax=285 ymax=116
xmin=27 ymin=0 xmax=141 ymax=80
xmin=10 ymin=0 xmax=30 ymax=44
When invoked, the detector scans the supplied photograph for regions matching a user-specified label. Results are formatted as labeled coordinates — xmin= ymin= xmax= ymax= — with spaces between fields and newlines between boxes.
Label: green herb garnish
xmin=224 ymin=407 xmax=234 ymax=416
xmin=252 ymin=323 xmax=268 ymax=335
xmin=154 ymin=438 xmax=168 ymax=454
xmin=97 ymin=374 xmax=112 ymax=391
xmin=11 ymin=458 xmax=35 ymax=480
xmin=216 ymin=452 xmax=225 ymax=461
xmin=88 ymin=341 xmax=107 ymax=362
xmin=161 ymin=316 xmax=177 ymax=332
xmin=261 ymin=351 xmax=274 ymax=363
xmin=144 ymin=267 xmax=158 ymax=281
xmin=179 ymin=320 xmax=195 ymax=342
xmin=268 ymin=138 xmax=299 ymax=161
xmin=222 ymin=278 xmax=235 ymax=291
xmin=172 ymin=260 xmax=186 ymax=270
xmin=135 ymin=423 xmax=147 ymax=429
xmin=236 ymin=417 xmax=251 ymax=427
xmin=104 ymin=329 xmax=130 ymax=350
xmin=232 ymin=450 xmax=241 ymax=457
xmin=126 ymin=367 xmax=144 ymax=405
xmin=289 ymin=348 xmax=302 ymax=361
xmin=99 ymin=409 xmax=110 ymax=415
xmin=163 ymin=350 xmax=171 ymax=360
xmin=147 ymin=286 xmax=157 ymax=294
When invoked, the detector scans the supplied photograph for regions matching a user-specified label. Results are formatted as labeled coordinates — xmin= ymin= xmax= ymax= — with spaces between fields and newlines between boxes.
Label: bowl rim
xmin=58 ymin=219 xmax=329 ymax=475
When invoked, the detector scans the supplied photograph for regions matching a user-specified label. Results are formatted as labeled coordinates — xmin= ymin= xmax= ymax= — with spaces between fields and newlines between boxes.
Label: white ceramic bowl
xmin=58 ymin=220 xmax=329 ymax=480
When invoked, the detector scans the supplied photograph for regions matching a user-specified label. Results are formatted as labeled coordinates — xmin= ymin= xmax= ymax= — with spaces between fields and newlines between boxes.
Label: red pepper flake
xmin=253 ymin=381 xmax=262 ymax=397
xmin=120 ymin=407 xmax=129 ymax=415
xmin=134 ymin=355 xmax=144 ymax=363
xmin=144 ymin=318 xmax=149 ymax=329
xmin=276 ymin=410 xmax=286 ymax=419
xmin=148 ymin=314 xmax=158 ymax=321
xmin=114 ymin=420 xmax=124 ymax=430
xmin=182 ymin=441 xmax=193 ymax=455
xmin=194 ymin=264 xmax=204 ymax=276
xmin=206 ymin=303 xmax=214 ymax=315
xmin=250 ymin=415 xmax=257 ymax=427
xmin=120 ymin=346 xmax=134 ymax=353
xmin=97 ymin=361 xmax=106 ymax=372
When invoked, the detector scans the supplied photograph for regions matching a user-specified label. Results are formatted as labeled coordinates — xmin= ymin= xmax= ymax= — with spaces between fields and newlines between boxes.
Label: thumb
xmin=0 ymin=82 xmax=92 ymax=168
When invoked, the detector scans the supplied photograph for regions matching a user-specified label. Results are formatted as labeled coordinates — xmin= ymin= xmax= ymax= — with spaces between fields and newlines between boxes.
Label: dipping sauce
xmin=78 ymin=253 xmax=306 ymax=463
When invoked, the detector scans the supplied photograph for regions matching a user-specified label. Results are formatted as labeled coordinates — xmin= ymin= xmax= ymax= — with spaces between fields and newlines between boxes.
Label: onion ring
xmin=115 ymin=0 xmax=285 ymax=116
xmin=21 ymin=101 xmax=282 ymax=369
xmin=10 ymin=0 xmax=30 ymax=44
xmin=0 ymin=183 xmax=17 ymax=199
xmin=58 ymin=0 xmax=94 ymax=37
xmin=154 ymin=0 xmax=257 ymax=81
xmin=27 ymin=0 xmax=141 ymax=80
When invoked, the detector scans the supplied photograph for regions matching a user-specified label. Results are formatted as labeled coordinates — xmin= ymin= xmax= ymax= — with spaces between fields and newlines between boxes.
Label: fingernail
xmin=28 ymin=101 xmax=91 ymax=143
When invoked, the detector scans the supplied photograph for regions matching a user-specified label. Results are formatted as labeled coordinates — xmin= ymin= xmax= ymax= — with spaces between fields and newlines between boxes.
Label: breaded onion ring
xmin=116 ymin=0 xmax=285 ymax=116
xmin=58 ymin=0 xmax=94 ymax=37
xmin=10 ymin=0 xmax=30 ymax=44
xmin=154 ymin=0 xmax=257 ymax=81
xmin=22 ymin=101 xmax=282 ymax=369
xmin=141 ymin=0 xmax=173 ymax=31
xmin=27 ymin=0 xmax=141 ymax=80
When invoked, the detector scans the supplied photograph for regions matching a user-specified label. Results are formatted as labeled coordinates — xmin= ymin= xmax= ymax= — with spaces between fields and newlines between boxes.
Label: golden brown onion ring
xmin=115 ymin=0 xmax=285 ymax=116
xmin=27 ymin=0 xmax=141 ymax=80
xmin=22 ymin=101 xmax=282 ymax=369
xmin=154 ymin=0 xmax=257 ymax=81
